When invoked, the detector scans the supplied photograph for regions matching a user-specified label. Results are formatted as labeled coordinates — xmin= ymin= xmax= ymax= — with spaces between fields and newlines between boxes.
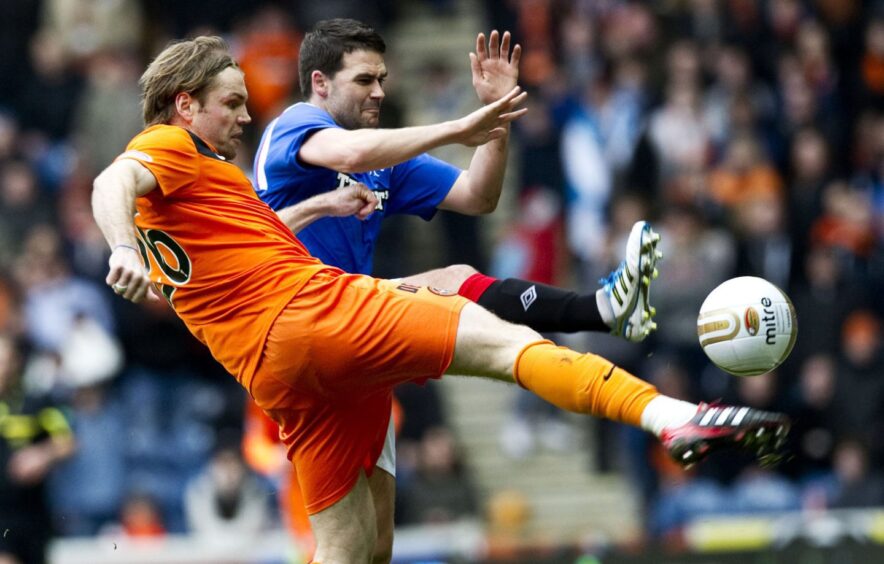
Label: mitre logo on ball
xmin=697 ymin=277 xmax=798 ymax=377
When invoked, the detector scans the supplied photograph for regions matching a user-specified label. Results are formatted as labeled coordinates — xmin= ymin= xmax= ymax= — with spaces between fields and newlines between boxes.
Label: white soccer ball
xmin=697 ymin=276 xmax=798 ymax=377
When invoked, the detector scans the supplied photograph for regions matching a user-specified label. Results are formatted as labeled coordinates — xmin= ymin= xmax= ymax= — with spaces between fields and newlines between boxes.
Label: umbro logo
xmin=520 ymin=285 xmax=537 ymax=311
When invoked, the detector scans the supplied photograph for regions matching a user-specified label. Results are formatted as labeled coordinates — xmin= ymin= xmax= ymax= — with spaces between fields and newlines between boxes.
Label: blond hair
xmin=139 ymin=36 xmax=238 ymax=126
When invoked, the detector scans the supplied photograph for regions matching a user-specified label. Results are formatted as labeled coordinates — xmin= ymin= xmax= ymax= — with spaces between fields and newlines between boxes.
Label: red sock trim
xmin=457 ymin=273 xmax=498 ymax=302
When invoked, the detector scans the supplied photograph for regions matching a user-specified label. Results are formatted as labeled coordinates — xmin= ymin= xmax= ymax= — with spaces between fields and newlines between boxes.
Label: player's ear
xmin=312 ymin=71 xmax=329 ymax=98
xmin=174 ymin=92 xmax=196 ymax=122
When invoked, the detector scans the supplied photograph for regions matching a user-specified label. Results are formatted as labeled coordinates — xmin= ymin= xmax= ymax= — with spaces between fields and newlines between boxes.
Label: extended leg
xmin=448 ymin=303 xmax=790 ymax=467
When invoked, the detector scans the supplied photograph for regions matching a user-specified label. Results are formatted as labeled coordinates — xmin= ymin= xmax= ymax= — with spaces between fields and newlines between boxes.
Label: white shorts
xmin=375 ymin=413 xmax=396 ymax=476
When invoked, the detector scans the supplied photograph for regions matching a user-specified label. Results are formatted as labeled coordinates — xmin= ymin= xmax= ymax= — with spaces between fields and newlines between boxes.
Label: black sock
xmin=475 ymin=278 xmax=608 ymax=333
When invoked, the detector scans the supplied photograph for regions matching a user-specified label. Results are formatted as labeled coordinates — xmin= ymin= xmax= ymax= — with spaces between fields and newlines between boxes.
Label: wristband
xmin=114 ymin=244 xmax=139 ymax=253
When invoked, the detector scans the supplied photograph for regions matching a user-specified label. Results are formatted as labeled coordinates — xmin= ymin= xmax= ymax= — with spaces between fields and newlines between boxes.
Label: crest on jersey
xmin=428 ymin=287 xmax=455 ymax=297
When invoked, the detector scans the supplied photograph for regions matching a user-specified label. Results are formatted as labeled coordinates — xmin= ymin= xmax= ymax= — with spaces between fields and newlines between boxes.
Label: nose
xmin=239 ymin=108 xmax=252 ymax=124
xmin=371 ymin=81 xmax=385 ymax=100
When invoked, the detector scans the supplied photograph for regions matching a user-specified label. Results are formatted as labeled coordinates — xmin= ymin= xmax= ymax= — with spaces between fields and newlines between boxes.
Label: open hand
xmin=471 ymin=30 xmax=522 ymax=104
xmin=455 ymin=86 xmax=528 ymax=146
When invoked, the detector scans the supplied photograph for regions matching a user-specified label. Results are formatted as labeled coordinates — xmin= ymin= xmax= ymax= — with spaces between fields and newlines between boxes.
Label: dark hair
xmin=140 ymin=36 xmax=239 ymax=126
xmin=298 ymin=18 xmax=386 ymax=99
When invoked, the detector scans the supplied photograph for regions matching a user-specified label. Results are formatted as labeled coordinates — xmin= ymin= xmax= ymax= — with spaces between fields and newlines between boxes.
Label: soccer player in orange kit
xmin=92 ymin=37 xmax=790 ymax=563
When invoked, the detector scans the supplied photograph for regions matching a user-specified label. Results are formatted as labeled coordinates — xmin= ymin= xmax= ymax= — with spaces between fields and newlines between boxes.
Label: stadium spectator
xmin=16 ymin=32 xmax=83 ymax=142
xmin=398 ymin=427 xmax=478 ymax=525
xmin=828 ymin=438 xmax=884 ymax=509
xmin=117 ymin=492 xmax=166 ymax=538
xmin=234 ymin=5 xmax=303 ymax=128
xmin=71 ymin=50 xmax=144 ymax=175
xmin=0 ymin=160 xmax=55 ymax=269
xmin=184 ymin=443 xmax=272 ymax=538
xmin=39 ymin=0 xmax=144 ymax=61
xmin=49 ymin=377 xmax=127 ymax=537
xmin=782 ymin=354 xmax=839 ymax=482
xmin=731 ymin=191 xmax=792 ymax=289
xmin=241 ymin=398 xmax=315 ymax=555
xmin=833 ymin=310 xmax=884 ymax=463
xmin=787 ymin=127 xmax=832 ymax=280
xmin=14 ymin=225 xmax=115 ymax=370
xmin=651 ymin=205 xmax=736 ymax=374
xmin=707 ymin=133 xmax=784 ymax=211
xmin=0 ymin=334 xmax=75 ymax=564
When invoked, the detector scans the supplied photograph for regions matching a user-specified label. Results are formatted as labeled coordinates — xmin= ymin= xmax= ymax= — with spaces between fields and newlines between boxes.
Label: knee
xmin=443 ymin=264 xmax=479 ymax=286
xmin=508 ymin=322 xmax=544 ymax=346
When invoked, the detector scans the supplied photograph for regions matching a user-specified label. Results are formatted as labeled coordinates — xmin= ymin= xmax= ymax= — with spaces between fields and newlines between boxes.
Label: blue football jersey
xmin=254 ymin=103 xmax=461 ymax=274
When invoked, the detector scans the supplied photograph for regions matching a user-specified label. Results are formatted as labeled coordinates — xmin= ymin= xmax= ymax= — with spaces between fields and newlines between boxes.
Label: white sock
xmin=640 ymin=396 xmax=698 ymax=437
xmin=595 ymin=288 xmax=614 ymax=327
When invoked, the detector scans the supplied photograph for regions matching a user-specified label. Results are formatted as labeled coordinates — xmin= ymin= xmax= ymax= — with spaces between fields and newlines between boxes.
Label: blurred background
xmin=0 ymin=0 xmax=883 ymax=562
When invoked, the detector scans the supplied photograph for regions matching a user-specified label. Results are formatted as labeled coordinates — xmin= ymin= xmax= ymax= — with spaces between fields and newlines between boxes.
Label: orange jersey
xmin=117 ymin=125 xmax=467 ymax=515
xmin=118 ymin=125 xmax=334 ymax=387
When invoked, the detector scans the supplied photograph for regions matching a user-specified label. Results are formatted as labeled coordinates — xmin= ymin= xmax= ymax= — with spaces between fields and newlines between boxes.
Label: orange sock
xmin=513 ymin=340 xmax=659 ymax=427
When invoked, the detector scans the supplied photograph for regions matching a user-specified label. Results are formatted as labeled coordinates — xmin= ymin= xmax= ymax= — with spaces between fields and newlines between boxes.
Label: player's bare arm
xmin=438 ymin=30 xmax=524 ymax=215
xmin=299 ymin=86 xmax=527 ymax=173
xmin=276 ymin=182 xmax=379 ymax=233
xmin=92 ymin=158 xmax=157 ymax=303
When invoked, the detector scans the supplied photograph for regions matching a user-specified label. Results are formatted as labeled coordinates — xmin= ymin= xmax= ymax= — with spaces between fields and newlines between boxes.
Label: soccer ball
xmin=697 ymin=276 xmax=797 ymax=377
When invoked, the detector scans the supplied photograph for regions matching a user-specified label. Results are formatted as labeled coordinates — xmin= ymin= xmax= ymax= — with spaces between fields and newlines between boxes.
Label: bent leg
xmin=369 ymin=416 xmax=397 ymax=564
xmin=402 ymin=264 xmax=608 ymax=334
xmin=310 ymin=471 xmax=377 ymax=564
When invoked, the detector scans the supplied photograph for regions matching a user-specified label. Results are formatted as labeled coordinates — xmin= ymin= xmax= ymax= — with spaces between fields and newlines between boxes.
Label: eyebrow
xmin=354 ymin=71 xmax=388 ymax=81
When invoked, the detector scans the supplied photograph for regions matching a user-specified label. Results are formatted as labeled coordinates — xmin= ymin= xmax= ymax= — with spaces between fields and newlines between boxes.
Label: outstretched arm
xmin=276 ymin=183 xmax=380 ymax=233
xmin=299 ymin=86 xmax=527 ymax=173
xmin=439 ymin=30 xmax=522 ymax=215
xmin=92 ymin=158 xmax=157 ymax=303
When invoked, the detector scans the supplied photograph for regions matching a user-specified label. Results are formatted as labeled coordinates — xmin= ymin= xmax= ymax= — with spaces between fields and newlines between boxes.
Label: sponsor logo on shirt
xmin=337 ymin=172 xmax=389 ymax=211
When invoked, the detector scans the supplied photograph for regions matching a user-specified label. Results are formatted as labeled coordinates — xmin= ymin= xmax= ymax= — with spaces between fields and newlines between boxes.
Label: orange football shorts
xmin=249 ymin=271 xmax=467 ymax=514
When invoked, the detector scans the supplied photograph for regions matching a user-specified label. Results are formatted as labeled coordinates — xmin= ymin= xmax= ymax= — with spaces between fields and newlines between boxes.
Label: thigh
xmin=399 ymin=264 xmax=478 ymax=290
xmin=310 ymin=470 xmax=376 ymax=563
xmin=448 ymin=302 xmax=542 ymax=381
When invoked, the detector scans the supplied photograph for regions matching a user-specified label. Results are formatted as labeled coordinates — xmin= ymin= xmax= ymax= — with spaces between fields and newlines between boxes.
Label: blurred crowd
xmin=479 ymin=0 xmax=884 ymax=545
xmin=0 ymin=0 xmax=882 ymax=558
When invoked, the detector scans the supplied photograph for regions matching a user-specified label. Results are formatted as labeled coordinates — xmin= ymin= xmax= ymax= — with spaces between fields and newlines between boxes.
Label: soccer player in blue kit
xmin=254 ymin=18 xmax=662 ymax=562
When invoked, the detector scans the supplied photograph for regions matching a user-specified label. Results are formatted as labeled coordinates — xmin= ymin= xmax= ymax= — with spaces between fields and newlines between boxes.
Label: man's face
xmin=322 ymin=49 xmax=386 ymax=130
xmin=190 ymin=67 xmax=251 ymax=159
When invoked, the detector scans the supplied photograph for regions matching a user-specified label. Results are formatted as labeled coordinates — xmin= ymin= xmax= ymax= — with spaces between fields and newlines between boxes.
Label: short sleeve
xmin=117 ymin=126 xmax=200 ymax=196
xmin=387 ymin=154 xmax=461 ymax=220
xmin=255 ymin=104 xmax=339 ymax=192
